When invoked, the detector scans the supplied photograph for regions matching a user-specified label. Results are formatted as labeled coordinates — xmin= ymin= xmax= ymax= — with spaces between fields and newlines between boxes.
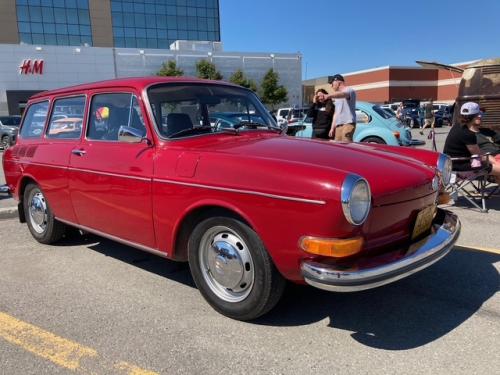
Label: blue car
xmin=295 ymin=101 xmax=419 ymax=146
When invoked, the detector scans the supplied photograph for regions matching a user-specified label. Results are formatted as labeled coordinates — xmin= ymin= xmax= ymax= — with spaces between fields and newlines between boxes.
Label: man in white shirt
xmin=323 ymin=74 xmax=357 ymax=142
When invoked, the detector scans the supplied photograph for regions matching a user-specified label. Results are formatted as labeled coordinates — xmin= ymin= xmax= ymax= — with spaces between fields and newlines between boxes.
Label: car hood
xmin=181 ymin=134 xmax=437 ymax=206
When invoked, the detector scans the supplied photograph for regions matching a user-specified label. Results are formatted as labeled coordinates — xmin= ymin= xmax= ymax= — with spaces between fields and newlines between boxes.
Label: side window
xmin=20 ymin=101 xmax=49 ymax=139
xmin=47 ymin=96 xmax=86 ymax=139
xmin=87 ymin=93 xmax=146 ymax=141
xmin=356 ymin=110 xmax=370 ymax=124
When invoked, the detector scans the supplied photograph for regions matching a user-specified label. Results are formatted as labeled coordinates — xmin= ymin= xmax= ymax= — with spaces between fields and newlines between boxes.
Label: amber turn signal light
xmin=299 ymin=236 xmax=364 ymax=258
xmin=438 ymin=191 xmax=451 ymax=205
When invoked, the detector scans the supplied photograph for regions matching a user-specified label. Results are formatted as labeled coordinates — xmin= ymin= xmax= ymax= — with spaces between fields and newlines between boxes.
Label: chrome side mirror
xmin=118 ymin=126 xmax=146 ymax=143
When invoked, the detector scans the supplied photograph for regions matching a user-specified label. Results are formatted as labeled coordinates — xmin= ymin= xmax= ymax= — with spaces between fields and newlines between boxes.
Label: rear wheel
xmin=23 ymin=183 xmax=66 ymax=244
xmin=188 ymin=216 xmax=286 ymax=320
xmin=362 ymin=136 xmax=386 ymax=144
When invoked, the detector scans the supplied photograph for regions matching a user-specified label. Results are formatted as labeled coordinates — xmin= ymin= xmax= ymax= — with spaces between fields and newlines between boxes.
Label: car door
xmin=68 ymin=91 xmax=156 ymax=249
xmin=34 ymin=95 xmax=87 ymax=223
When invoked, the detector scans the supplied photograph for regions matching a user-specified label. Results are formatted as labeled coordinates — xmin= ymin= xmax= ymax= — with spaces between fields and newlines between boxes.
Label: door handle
xmin=71 ymin=149 xmax=86 ymax=156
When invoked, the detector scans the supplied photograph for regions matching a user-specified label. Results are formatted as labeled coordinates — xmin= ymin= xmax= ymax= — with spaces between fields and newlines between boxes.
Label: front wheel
xmin=188 ymin=216 xmax=286 ymax=320
xmin=23 ymin=183 xmax=66 ymax=244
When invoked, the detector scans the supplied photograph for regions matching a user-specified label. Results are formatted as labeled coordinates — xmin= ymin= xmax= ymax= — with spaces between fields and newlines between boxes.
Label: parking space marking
xmin=0 ymin=312 xmax=158 ymax=375
xmin=456 ymin=245 xmax=500 ymax=255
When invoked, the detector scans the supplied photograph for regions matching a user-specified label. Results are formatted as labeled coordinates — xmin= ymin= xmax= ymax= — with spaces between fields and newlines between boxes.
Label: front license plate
xmin=412 ymin=205 xmax=435 ymax=240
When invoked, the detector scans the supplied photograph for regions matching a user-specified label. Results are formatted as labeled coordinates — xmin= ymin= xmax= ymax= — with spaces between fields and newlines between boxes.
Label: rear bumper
xmin=301 ymin=209 xmax=460 ymax=292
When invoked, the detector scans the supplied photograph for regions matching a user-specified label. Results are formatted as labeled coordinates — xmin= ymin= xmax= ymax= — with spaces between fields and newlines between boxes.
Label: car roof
xmin=29 ymin=76 xmax=241 ymax=101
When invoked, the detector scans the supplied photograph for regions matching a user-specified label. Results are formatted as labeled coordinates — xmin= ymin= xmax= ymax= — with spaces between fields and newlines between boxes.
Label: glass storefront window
xmin=110 ymin=0 xmax=220 ymax=49
xmin=16 ymin=0 xmax=93 ymax=46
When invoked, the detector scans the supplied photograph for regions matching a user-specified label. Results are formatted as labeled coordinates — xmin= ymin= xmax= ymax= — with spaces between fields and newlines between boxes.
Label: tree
xmin=229 ymin=69 xmax=257 ymax=92
xmin=156 ymin=60 xmax=184 ymax=76
xmin=196 ymin=59 xmax=223 ymax=80
xmin=259 ymin=69 xmax=288 ymax=110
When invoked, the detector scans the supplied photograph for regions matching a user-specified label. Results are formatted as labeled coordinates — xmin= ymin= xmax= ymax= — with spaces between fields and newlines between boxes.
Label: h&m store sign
xmin=19 ymin=59 xmax=44 ymax=75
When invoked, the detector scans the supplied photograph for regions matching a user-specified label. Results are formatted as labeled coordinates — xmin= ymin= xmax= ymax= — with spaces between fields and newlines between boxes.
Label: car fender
xmin=354 ymin=125 xmax=399 ymax=146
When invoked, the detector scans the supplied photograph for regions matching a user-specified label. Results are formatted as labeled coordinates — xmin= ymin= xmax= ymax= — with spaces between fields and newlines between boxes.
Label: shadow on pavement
xmin=450 ymin=193 xmax=500 ymax=212
xmin=54 ymin=231 xmax=195 ymax=288
xmin=53 ymin=233 xmax=498 ymax=350
xmin=256 ymin=247 xmax=499 ymax=350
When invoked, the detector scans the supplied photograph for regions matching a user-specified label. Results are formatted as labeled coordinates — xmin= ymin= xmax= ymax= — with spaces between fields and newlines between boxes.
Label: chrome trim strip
xmin=14 ymin=160 xmax=150 ymax=182
xmin=66 ymin=167 xmax=151 ymax=182
xmin=56 ymin=218 xmax=169 ymax=258
xmin=11 ymin=161 xmax=323 ymax=204
xmin=17 ymin=161 xmax=68 ymax=170
xmin=301 ymin=209 xmax=460 ymax=292
xmin=154 ymin=178 xmax=326 ymax=205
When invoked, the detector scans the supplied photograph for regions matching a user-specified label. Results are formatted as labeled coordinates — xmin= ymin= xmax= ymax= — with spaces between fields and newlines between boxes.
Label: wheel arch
xmin=360 ymin=135 xmax=386 ymax=144
xmin=171 ymin=202 xmax=255 ymax=262
xmin=17 ymin=175 xmax=39 ymax=223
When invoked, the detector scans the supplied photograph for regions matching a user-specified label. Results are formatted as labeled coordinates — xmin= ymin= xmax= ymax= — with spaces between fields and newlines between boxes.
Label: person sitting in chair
xmin=477 ymin=127 xmax=500 ymax=156
xmin=443 ymin=102 xmax=500 ymax=183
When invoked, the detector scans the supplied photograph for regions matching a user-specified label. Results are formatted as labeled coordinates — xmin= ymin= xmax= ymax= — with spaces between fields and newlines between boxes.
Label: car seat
xmin=165 ymin=113 xmax=193 ymax=137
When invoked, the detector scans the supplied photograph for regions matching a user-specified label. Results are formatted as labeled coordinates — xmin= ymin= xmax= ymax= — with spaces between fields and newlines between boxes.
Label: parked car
xmin=2 ymin=77 xmax=459 ymax=320
xmin=380 ymin=103 xmax=400 ymax=113
xmin=275 ymin=107 xmax=291 ymax=126
xmin=286 ymin=107 xmax=308 ymax=124
xmin=0 ymin=115 xmax=22 ymax=150
xmin=295 ymin=101 xmax=416 ymax=146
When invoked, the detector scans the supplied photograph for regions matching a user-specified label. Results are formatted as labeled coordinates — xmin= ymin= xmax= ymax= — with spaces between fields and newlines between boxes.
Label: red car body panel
xmin=2 ymin=77 xmax=444 ymax=283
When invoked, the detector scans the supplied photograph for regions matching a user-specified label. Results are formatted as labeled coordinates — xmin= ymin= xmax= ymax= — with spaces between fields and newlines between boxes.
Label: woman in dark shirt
xmin=306 ymin=89 xmax=334 ymax=139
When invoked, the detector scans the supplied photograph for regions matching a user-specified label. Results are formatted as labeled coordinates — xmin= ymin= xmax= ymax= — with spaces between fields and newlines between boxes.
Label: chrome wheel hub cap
xmin=199 ymin=226 xmax=254 ymax=303
xmin=29 ymin=191 xmax=48 ymax=234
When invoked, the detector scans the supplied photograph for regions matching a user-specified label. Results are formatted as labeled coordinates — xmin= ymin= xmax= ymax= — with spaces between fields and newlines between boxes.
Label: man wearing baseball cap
xmin=444 ymin=102 xmax=500 ymax=182
xmin=322 ymin=74 xmax=357 ymax=142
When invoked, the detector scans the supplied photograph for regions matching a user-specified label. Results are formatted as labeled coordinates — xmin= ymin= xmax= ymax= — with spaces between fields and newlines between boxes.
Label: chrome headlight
xmin=341 ymin=174 xmax=371 ymax=226
xmin=437 ymin=153 xmax=452 ymax=186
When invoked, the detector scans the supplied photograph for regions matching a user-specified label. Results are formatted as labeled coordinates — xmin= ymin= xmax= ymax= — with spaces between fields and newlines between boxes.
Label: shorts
xmin=334 ymin=123 xmax=356 ymax=142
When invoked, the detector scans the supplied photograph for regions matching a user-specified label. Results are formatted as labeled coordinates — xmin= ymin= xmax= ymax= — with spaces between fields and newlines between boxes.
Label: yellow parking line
xmin=0 ymin=312 xmax=158 ymax=374
xmin=455 ymin=245 xmax=500 ymax=255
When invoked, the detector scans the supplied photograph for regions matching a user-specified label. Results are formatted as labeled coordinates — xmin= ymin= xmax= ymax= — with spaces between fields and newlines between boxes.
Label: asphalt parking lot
xmin=0 ymin=129 xmax=499 ymax=374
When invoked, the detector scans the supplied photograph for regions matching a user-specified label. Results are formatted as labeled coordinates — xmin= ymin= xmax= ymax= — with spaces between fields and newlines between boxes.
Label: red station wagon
xmin=2 ymin=77 xmax=460 ymax=320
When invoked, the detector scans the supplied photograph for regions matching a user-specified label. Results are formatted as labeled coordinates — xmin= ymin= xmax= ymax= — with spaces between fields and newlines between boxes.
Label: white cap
xmin=460 ymin=102 xmax=482 ymax=116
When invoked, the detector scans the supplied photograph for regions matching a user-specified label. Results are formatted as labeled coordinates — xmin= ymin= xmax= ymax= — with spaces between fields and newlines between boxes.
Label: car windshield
xmin=147 ymin=83 xmax=278 ymax=138
xmin=0 ymin=116 xmax=21 ymax=126
xmin=372 ymin=105 xmax=394 ymax=119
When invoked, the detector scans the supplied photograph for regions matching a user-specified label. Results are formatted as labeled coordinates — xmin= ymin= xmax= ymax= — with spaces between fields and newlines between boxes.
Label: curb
xmin=0 ymin=206 xmax=18 ymax=220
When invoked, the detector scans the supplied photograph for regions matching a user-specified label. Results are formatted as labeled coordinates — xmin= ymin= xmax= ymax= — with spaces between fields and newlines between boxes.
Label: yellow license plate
xmin=412 ymin=205 xmax=435 ymax=240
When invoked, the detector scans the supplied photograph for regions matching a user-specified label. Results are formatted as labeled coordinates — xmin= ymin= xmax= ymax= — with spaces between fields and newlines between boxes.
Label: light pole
xmin=270 ymin=53 xmax=275 ymax=71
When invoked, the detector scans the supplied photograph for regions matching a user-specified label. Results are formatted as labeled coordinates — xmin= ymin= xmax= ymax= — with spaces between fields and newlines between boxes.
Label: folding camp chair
xmin=446 ymin=154 xmax=499 ymax=212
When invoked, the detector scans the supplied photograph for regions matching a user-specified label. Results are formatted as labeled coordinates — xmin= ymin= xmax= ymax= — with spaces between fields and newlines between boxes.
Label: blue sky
xmin=219 ymin=0 xmax=500 ymax=79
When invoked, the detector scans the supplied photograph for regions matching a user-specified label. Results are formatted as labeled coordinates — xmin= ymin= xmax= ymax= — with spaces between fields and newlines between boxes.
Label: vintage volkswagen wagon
xmin=2 ymin=77 xmax=460 ymax=320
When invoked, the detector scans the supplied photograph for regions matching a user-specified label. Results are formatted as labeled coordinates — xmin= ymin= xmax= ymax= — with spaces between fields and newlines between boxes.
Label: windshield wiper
xmin=168 ymin=125 xmax=212 ymax=138
xmin=233 ymin=122 xmax=282 ymax=133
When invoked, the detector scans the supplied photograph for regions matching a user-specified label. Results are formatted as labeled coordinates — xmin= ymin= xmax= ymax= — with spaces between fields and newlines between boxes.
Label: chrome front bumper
xmin=301 ymin=209 xmax=460 ymax=292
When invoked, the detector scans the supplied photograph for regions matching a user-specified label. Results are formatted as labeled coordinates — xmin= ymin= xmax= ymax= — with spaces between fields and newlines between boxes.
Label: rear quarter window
xmin=20 ymin=101 xmax=49 ymax=139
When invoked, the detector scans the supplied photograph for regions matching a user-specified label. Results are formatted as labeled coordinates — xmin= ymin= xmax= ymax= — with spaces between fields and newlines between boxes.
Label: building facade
xmin=303 ymin=62 xmax=476 ymax=106
xmin=0 ymin=0 xmax=302 ymax=115
xmin=3 ymin=0 xmax=220 ymax=48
